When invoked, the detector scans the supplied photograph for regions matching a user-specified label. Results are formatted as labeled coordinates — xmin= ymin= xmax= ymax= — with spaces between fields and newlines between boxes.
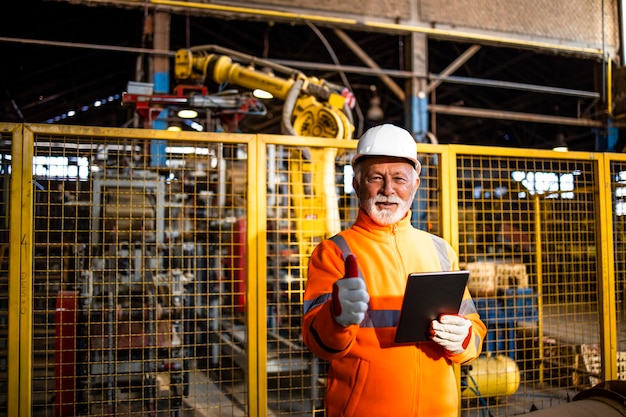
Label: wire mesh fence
xmin=28 ymin=131 xmax=251 ymax=416
xmin=1 ymin=124 xmax=625 ymax=416
xmin=456 ymin=154 xmax=603 ymax=416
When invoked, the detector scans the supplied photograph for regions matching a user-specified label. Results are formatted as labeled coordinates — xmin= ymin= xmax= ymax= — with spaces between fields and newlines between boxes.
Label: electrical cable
xmin=461 ymin=371 xmax=493 ymax=417
xmin=305 ymin=22 xmax=363 ymax=137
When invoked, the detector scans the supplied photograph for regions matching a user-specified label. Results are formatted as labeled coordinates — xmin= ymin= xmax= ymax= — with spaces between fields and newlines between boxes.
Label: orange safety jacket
xmin=302 ymin=209 xmax=486 ymax=417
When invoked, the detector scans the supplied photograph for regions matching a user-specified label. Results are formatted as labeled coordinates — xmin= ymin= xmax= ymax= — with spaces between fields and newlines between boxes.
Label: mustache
xmin=371 ymin=195 xmax=405 ymax=204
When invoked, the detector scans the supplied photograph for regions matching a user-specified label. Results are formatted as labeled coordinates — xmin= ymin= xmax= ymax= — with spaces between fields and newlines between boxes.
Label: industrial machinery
xmin=53 ymin=166 xmax=188 ymax=415
xmin=123 ymin=44 xmax=355 ymax=140
xmin=77 ymin=170 xmax=186 ymax=415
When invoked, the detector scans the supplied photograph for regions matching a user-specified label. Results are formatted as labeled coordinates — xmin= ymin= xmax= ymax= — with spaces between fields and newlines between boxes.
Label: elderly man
xmin=302 ymin=124 xmax=486 ymax=417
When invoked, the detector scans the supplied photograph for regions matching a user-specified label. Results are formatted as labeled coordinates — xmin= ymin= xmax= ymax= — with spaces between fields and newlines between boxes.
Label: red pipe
xmin=55 ymin=291 xmax=79 ymax=417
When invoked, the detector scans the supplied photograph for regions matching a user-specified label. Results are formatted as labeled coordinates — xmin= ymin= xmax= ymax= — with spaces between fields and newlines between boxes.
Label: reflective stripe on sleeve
xmin=459 ymin=298 xmax=478 ymax=316
xmin=430 ymin=235 xmax=451 ymax=271
xmin=303 ymin=293 xmax=332 ymax=315
xmin=304 ymin=291 xmax=400 ymax=328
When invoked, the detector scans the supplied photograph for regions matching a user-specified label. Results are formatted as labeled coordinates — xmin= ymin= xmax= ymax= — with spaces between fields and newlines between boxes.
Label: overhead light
xmin=366 ymin=85 xmax=384 ymax=121
xmin=45 ymin=92 xmax=121 ymax=124
xmin=167 ymin=124 xmax=182 ymax=132
xmin=367 ymin=95 xmax=384 ymax=121
xmin=177 ymin=109 xmax=199 ymax=119
xmin=552 ymin=132 xmax=568 ymax=152
xmin=252 ymin=89 xmax=273 ymax=99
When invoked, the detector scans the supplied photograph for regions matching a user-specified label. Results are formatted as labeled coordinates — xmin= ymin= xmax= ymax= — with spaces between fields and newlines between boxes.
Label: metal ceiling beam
xmin=429 ymin=104 xmax=604 ymax=128
xmin=332 ymin=28 xmax=406 ymax=102
xmin=430 ymin=74 xmax=601 ymax=98
xmin=0 ymin=36 xmax=174 ymax=57
xmin=425 ymin=45 xmax=481 ymax=95
xmin=147 ymin=0 xmax=606 ymax=57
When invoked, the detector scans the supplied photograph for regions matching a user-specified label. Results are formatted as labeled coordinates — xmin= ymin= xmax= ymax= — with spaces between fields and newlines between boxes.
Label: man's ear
xmin=352 ymin=176 xmax=360 ymax=198
xmin=414 ymin=165 xmax=421 ymax=189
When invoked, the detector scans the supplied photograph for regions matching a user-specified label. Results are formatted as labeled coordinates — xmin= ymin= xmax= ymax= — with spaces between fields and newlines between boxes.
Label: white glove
xmin=332 ymin=278 xmax=370 ymax=327
xmin=431 ymin=314 xmax=472 ymax=355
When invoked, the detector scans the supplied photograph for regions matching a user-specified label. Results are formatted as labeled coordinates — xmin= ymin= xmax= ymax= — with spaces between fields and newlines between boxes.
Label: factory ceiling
xmin=0 ymin=0 xmax=617 ymax=152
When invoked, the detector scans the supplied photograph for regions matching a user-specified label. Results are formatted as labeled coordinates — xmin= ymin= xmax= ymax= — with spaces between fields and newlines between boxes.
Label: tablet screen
xmin=394 ymin=270 xmax=469 ymax=343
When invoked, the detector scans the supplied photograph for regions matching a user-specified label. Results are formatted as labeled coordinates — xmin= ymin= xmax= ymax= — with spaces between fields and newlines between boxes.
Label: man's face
xmin=353 ymin=156 xmax=420 ymax=226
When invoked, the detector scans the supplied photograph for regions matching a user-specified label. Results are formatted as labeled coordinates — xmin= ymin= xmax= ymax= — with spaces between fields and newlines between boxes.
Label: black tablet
xmin=394 ymin=270 xmax=470 ymax=344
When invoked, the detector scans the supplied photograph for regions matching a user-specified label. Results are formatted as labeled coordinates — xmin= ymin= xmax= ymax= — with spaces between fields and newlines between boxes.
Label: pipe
xmin=516 ymin=380 xmax=626 ymax=416
xmin=0 ymin=36 xmax=174 ymax=57
xmin=428 ymin=104 xmax=604 ymax=128
xmin=428 ymin=73 xmax=600 ymax=99
xmin=281 ymin=79 xmax=303 ymax=137
xmin=151 ymin=11 xmax=171 ymax=167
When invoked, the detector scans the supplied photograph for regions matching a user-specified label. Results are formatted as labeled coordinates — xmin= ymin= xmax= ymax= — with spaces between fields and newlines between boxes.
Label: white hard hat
xmin=351 ymin=124 xmax=418 ymax=168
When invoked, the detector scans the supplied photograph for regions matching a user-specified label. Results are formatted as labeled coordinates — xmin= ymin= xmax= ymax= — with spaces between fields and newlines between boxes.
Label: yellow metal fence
xmin=1 ymin=123 xmax=625 ymax=416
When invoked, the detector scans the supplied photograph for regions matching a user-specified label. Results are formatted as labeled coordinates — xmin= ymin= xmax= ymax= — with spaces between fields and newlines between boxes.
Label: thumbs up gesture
xmin=331 ymin=254 xmax=369 ymax=327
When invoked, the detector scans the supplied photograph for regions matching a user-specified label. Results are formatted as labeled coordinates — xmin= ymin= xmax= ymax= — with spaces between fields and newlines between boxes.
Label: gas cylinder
xmin=462 ymin=354 xmax=521 ymax=398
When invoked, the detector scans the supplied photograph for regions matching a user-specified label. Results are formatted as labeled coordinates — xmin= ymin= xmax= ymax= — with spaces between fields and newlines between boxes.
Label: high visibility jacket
xmin=302 ymin=209 xmax=486 ymax=417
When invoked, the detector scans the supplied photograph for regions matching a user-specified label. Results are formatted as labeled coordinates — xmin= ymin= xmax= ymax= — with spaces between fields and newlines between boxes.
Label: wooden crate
xmin=580 ymin=344 xmax=626 ymax=386
xmin=461 ymin=262 xmax=529 ymax=296
xmin=495 ymin=264 xmax=529 ymax=288
xmin=461 ymin=262 xmax=497 ymax=296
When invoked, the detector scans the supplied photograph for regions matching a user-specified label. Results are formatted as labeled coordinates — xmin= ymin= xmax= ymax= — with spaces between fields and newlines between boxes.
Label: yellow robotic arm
xmin=174 ymin=48 xmax=354 ymax=139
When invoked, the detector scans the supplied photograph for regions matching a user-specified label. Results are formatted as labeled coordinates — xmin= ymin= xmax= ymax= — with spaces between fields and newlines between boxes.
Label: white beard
xmin=363 ymin=194 xmax=413 ymax=226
